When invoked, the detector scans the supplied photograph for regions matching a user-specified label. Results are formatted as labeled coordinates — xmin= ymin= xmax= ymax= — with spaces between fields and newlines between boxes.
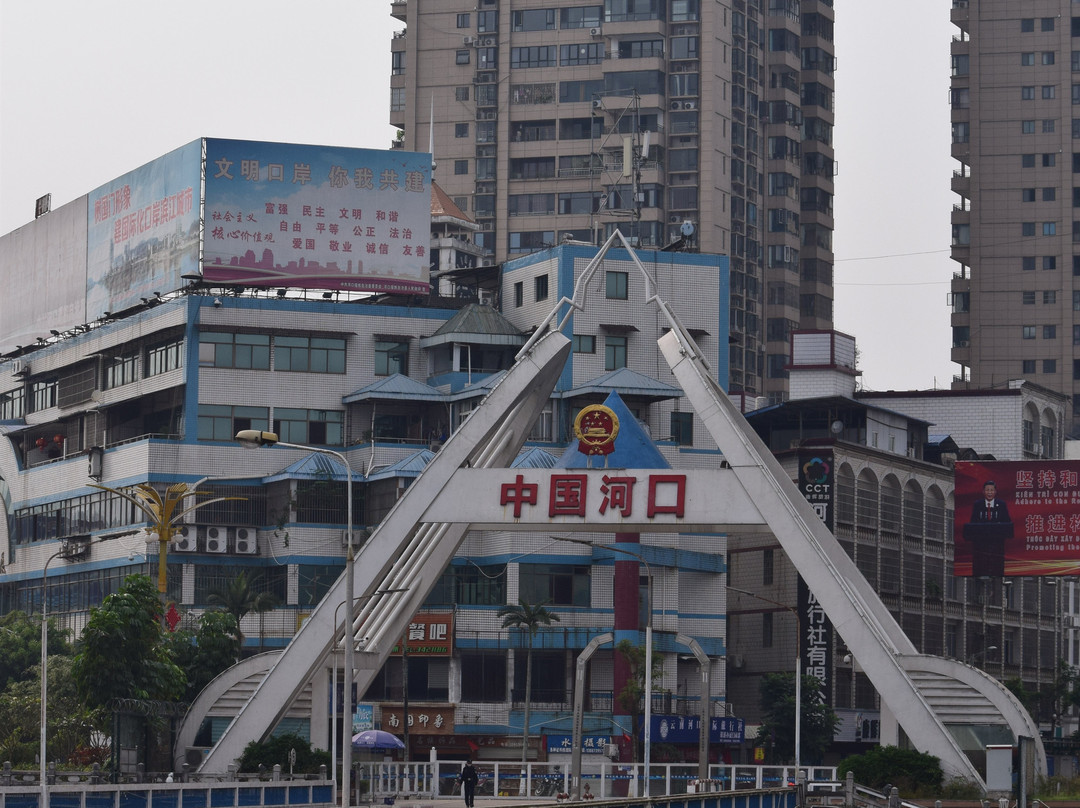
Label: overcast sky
xmin=0 ymin=0 xmax=956 ymax=392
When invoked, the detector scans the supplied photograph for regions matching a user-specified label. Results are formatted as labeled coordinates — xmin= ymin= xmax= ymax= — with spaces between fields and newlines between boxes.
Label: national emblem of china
xmin=574 ymin=404 xmax=620 ymax=465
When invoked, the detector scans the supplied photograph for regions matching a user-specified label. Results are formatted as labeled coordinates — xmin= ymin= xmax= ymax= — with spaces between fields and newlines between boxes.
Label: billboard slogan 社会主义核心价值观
xmin=954 ymin=459 xmax=1080 ymax=577
xmin=200 ymin=139 xmax=432 ymax=296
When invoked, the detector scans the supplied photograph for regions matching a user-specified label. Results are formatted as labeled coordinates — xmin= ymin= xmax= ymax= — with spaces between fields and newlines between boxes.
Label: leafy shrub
xmin=837 ymin=746 xmax=944 ymax=795
xmin=238 ymin=733 xmax=331 ymax=774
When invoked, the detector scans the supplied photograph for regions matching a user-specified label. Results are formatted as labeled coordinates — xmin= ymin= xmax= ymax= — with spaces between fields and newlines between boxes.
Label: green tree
xmin=167 ymin=610 xmax=242 ymax=702
xmin=0 ymin=609 xmax=70 ymax=689
xmin=72 ymin=574 xmax=185 ymax=709
xmin=498 ymin=599 xmax=560 ymax=769
xmin=0 ymin=656 xmax=100 ymax=766
xmin=615 ymin=638 xmax=664 ymax=762
xmin=206 ymin=570 xmax=279 ymax=649
xmin=837 ymin=745 xmax=944 ymax=795
xmin=754 ymin=672 xmax=839 ymax=765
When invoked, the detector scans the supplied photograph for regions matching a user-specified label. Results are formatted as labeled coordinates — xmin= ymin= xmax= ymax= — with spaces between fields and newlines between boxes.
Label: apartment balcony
xmin=390 ymin=0 xmax=406 ymax=21
xmin=950 ymin=0 xmax=969 ymax=26
xmin=952 ymin=167 xmax=970 ymax=196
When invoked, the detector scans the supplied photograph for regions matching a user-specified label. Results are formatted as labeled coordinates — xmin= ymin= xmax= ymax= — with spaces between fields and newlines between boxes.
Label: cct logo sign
xmin=798 ymin=450 xmax=833 ymax=530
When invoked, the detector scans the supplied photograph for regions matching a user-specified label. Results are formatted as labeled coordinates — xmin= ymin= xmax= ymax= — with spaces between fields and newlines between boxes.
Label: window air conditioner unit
xmin=463 ymin=35 xmax=475 ymax=45
xmin=589 ymin=26 xmax=602 ymax=36
xmin=233 ymin=527 xmax=258 ymax=555
xmin=205 ymin=526 xmax=228 ymax=553
xmin=173 ymin=525 xmax=198 ymax=552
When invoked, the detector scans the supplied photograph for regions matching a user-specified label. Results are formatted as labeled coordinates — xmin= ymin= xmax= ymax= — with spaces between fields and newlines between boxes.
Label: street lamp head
xmin=235 ymin=429 xmax=280 ymax=449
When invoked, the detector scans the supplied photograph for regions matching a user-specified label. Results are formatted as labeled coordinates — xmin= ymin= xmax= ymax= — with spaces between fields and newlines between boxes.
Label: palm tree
xmin=206 ymin=571 xmax=279 ymax=652
xmin=498 ymin=598 xmax=560 ymax=778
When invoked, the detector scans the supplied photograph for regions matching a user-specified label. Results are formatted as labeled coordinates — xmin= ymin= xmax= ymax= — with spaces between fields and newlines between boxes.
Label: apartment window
xmin=1075 ymin=325 xmax=1080 ymax=344
xmin=390 ymin=88 xmax=405 ymax=112
xmin=762 ymin=611 xmax=774 ymax=648
xmin=374 ymin=340 xmax=409 ymax=376
xmin=1022 ymin=120 xmax=1036 ymax=134
xmin=1044 ymin=119 xmax=1057 ymax=133
xmin=1044 ymin=85 xmax=1057 ymax=99
xmin=198 ymin=405 xmax=269 ymax=442
xmin=1044 ymin=52 xmax=1057 ymax=65
xmin=519 ymin=563 xmax=589 ymax=606
xmin=605 ymin=271 xmax=628 ymax=299
xmin=763 ymin=547 xmax=775 ymax=586
xmin=534 ymin=274 xmax=549 ymax=301
xmin=1023 ymin=188 xmax=1036 ymax=202
xmin=1075 ymin=50 xmax=1080 ymax=71
xmin=276 ymin=336 xmax=345 ymax=373
xmin=1023 ymin=153 xmax=1036 ymax=167
xmin=670 ymin=412 xmax=693 ymax=445
xmin=274 ymin=408 xmax=344 ymax=446
xmin=1044 ymin=290 xmax=1058 ymax=304
xmin=0 ymin=387 xmax=25 ymax=420
xmin=1023 ymin=256 xmax=1037 ymax=271
xmin=1044 ymin=188 xmax=1057 ymax=201
xmin=1044 ymin=222 xmax=1057 ymax=235
xmin=455 ymin=87 xmax=470 ymax=102
xmin=199 ymin=332 xmax=271 ymax=369
xmin=455 ymin=123 xmax=469 ymax=138
xmin=514 ymin=281 xmax=524 ymax=307
xmin=511 ymin=8 xmax=556 ymax=31
xmin=1043 ymin=17 xmax=1056 ymax=31
xmin=454 ymin=160 xmax=468 ymax=175
xmin=457 ymin=13 xmax=470 ymax=28
xmin=455 ymin=50 xmax=470 ymax=65
xmin=391 ymin=51 xmax=405 ymax=76
xmin=1022 ymin=18 xmax=1035 ymax=32
xmin=1023 ymin=326 xmax=1036 ymax=339
xmin=1044 ymin=256 xmax=1057 ymax=269
xmin=572 ymin=334 xmax=595 ymax=353
xmin=1045 ymin=325 xmax=1058 ymax=339
xmin=1024 ymin=291 xmax=1037 ymax=304
xmin=104 ymin=352 xmax=139 ymax=389
xmin=1075 ymin=289 xmax=1080 ymax=310
xmin=1044 ymin=153 xmax=1057 ymax=166
xmin=1022 ymin=52 xmax=1035 ymax=65
xmin=1045 ymin=359 xmax=1058 ymax=373
xmin=1023 ymin=86 xmax=1036 ymax=101
xmin=1023 ymin=222 xmax=1036 ymax=236
xmin=605 ymin=335 xmax=628 ymax=370
xmin=1075 ymin=359 xmax=1080 ymax=379
xmin=29 ymin=377 xmax=56 ymax=412
xmin=477 ymin=10 xmax=497 ymax=31
xmin=1023 ymin=360 xmax=1037 ymax=373
xmin=560 ymin=5 xmax=603 ymax=29
xmin=560 ymin=42 xmax=604 ymax=65
xmin=511 ymin=46 xmax=557 ymax=68
xmin=146 ymin=336 xmax=183 ymax=376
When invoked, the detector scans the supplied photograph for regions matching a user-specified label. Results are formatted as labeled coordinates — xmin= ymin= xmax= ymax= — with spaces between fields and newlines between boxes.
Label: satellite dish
xmin=830 ymin=420 xmax=844 ymax=434
xmin=680 ymin=220 xmax=695 ymax=237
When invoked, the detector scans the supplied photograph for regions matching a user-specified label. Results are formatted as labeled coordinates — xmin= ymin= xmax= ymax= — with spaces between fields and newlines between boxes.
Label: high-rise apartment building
xmin=389 ymin=0 xmax=835 ymax=401
xmin=950 ymin=2 xmax=1080 ymax=437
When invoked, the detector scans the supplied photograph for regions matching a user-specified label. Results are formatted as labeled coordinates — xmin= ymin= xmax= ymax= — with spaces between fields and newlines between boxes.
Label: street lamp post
xmin=555 ymin=537 xmax=654 ymax=794
xmin=235 ymin=430 xmax=355 ymax=808
xmin=966 ymin=645 xmax=998 ymax=666
xmin=40 ymin=548 xmax=66 ymax=808
xmin=727 ymin=586 xmax=801 ymax=773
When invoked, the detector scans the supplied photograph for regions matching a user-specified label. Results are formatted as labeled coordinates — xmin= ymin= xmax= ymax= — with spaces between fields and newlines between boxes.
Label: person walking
xmin=458 ymin=759 xmax=479 ymax=808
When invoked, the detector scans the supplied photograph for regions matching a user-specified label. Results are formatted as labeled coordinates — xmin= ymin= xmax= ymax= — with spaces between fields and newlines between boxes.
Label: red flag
xmin=465 ymin=739 xmax=479 ymax=753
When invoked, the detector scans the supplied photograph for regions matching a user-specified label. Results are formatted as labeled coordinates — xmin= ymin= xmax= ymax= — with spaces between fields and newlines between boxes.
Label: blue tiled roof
xmin=344 ymin=374 xmax=447 ymax=404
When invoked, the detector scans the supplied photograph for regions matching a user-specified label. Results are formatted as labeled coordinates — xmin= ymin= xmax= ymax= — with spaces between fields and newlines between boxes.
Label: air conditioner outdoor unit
xmin=683 ymin=100 xmax=697 ymax=110
xmin=233 ymin=527 xmax=258 ymax=554
xmin=173 ymin=525 xmax=198 ymax=552
xmin=958 ymin=340 xmax=970 ymax=347
xmin=480 ymin=36 xmax=495 ymax=46
xmin=592 ymin=99 xmax=604 ymax=109
xmin=205 ymin=526 xmax=228 ymax=553
xmin=12 ymin=359 xmax=28 ymax=376
xmin=589 ymin=26 xmax=602 ymax=36
xmin=670 ymin=100 xmax=682 ymax=110
xmin=463 ymin=35 xmax=475 ymax=45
